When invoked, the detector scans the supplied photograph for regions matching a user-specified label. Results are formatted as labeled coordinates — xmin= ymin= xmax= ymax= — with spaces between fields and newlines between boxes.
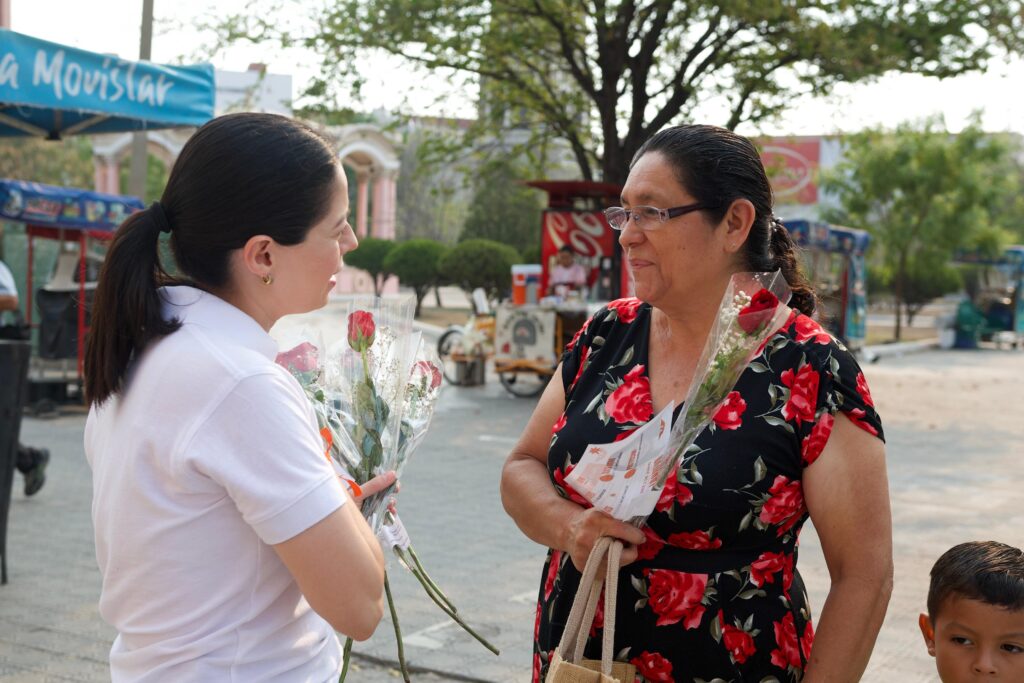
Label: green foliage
xmin=902 ymin=259 xmax=963 ymax=325
xmin=821 ymin=115 xmax=1017 ymax=339
xmin=344 ymin=237 xmax=395 ymax=296
xmin=383 ymin=239 xmax=449 ymax=316
xmin=0 ymin=137 xmax=95 ymax=187
xmin=460 ymin=160 xmax=541 ymax=255
xmin=395 ymin=126 xmax=469 ymax=244
xmin=119 ymin=154 xmax=170 ymax=204
xmin=209 ymin=1 xmax=1022 ymax=184
xmin=438 ymin=238 xmax=520 ymax=302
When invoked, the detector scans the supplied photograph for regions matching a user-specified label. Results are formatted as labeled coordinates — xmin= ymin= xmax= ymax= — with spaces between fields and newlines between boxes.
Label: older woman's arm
xmin=500 ymin=365 xmax=647 ymax=571
xmin=802 ymin=412 xmax=893 ymax=682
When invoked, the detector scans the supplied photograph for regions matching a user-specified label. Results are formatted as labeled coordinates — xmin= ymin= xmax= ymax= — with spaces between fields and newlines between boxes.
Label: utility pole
xmin=127 ymin=0 xmax=155 ymax=200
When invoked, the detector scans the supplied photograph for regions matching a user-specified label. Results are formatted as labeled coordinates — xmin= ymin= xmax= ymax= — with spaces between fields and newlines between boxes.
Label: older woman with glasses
xmin=501 ymin=124 xmax=892 ymax=682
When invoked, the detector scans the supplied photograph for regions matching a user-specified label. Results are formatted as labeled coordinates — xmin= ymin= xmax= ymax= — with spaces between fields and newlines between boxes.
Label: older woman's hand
xmin=565 ymin=507 xmax=648 ymax=572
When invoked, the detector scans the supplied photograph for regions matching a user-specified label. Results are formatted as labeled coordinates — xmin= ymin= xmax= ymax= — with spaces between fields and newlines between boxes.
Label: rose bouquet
xmin=275 ymin=295 xmax=498 ymax=681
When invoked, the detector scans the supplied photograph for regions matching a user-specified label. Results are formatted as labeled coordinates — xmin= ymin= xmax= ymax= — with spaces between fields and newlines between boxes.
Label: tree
xmin=460 ymin=159 xmax=542 ymax=255
xmin=822 ymin=117 xmax=1015 ymax=340
xmin=0 ymin=137 xmax=95 ymax=188
xmin=901 ymin=258 xmax=962 ymax=327
xmin=213 ymin=1 xmax=1022 ymax=185
xmin=394 ymin=125 xmax=470 ymax=244
xmin=383 ymin=239 xmax=449 ymax=316
xmin=438 ymin=239 xmax=520 ymax=303
xmin=344 ymin=237 xmax=395 ymax=296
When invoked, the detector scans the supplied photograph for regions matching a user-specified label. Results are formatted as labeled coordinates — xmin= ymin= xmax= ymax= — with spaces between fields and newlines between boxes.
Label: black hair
xmin=85 ymin=113 xmax=340 ymax=405
xmin=558 ymin=245 xmax=574 ymax=254
xmin=927 ymin=541 xmax=1024 ymax=621
xmin=631 ymin=124 xmax=816 ymax=316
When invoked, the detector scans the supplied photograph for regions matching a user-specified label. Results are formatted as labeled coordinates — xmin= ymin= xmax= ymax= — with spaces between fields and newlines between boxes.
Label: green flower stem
xmin=384 ymin=573 xmax=411 ymax=682
xmin=338 ymin=637 xmax=353 ymax=682
xmin=396 ymin=548 xmax=500 ymax=656
xmin=406 ymin=545 xmax=459 ymax=614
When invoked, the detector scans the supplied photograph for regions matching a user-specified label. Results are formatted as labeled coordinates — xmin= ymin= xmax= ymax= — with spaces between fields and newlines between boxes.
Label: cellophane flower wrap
xmin=631 ymin=270 xmax=793 ymax=526
xmin=275 ymin=294 xmax=498 ymax=681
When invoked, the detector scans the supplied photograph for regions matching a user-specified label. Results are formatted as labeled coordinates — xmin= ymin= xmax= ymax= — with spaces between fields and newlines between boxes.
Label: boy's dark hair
xmin=928 ymin=541 xmax=1024 ymax=620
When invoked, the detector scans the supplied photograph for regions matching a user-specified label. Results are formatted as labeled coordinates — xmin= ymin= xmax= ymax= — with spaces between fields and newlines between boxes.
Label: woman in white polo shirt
xmin=83 ymin=113 xmax=391 ymax=681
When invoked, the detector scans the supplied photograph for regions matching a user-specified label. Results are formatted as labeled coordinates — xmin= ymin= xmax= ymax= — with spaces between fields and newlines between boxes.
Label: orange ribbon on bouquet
xmin=320 ymin=426 xmax=363 ymax=497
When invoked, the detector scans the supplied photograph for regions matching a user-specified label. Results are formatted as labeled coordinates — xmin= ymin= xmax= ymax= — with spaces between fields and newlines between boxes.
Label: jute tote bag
xmin=544 ymin=536 xmax=637 ymax=683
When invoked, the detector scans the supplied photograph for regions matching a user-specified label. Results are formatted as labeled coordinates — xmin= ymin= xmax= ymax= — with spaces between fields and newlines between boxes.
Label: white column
xmin=356 ymin=173 xmax=369 ymax=238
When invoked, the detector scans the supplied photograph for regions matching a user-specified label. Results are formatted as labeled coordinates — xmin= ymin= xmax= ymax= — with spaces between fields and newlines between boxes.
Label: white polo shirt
xmin=85 ymin=286 xmax=347 ymax=682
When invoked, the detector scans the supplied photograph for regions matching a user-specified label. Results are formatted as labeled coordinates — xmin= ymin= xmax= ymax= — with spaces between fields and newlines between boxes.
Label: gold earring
xmin=262 ymin=273 xmax=273 ymax=285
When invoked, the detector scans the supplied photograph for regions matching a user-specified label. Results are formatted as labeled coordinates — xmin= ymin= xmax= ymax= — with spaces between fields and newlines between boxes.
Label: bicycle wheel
xmin=437 ymin=329 xmax=464 ymax=385
xmin=498 ymin=369 xmax=548 ymax=398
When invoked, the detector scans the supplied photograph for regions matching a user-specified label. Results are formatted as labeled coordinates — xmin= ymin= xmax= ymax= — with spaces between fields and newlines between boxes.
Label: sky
xmin=7 ymin=0 xmax=1024 ymax=137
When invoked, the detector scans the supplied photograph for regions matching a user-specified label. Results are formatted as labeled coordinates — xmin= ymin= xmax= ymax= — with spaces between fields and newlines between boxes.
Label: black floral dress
xmin=533 ymin=298 xmax=884 ymax=683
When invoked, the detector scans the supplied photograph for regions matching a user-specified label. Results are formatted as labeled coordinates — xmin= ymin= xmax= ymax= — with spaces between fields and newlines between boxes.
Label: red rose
xmin=644 ymin=569 xmax=708 ymax=628
xmin=636 ymin=525 xmax=665 ymax=561
xmin=847 ymin=408 xmax=879 ymax=437
xmin=607 ymin=297 xmax=643 ymax=323
xmin=630 ymin=651 xmax=673 ymax=682
xmin=783 ymin=553 xmax=794 ymax=592
xmin=856 ymin=371 xmax=875 ymax=408
xmin=544 ymin=550 xmax=561 ymax=599
xmin=655 ymin=468 xmax=693 ymax=513
xmin=790 ymin=315 xmax=832 ymax=344
xmin=347 ymin=310 xmax=376 ymax=352
xmin=801 ymin=412 xmax=834 ymax=466
xmin=552 ymin=466 xmax=591 ymax=508
xmin=749 ymin=551 xmax=787 ymax=587
xmin=667 ymin=529 xmax=722 ymax=550
xmin=414 ymin=360 xmax=442 ymax=389
xmin=759 ymin=475 xmax=805 ymax=536
xmin=738 ymin=288 xmax=780 ymax=334
xmin=275 ymin=341 xmax=319 ymax=373
xmin=570 ymin=345 xmax=590 ymax=390
xmin=712 ymin=391 xmax=747 ymax=430
xmin=770 ymin=612 xmax=803 ymax=670
xmin=551 ymin=413 xmax=567 ymax=434
xmin=781 ymin=364 xmax=819 ymax=426
xmin=604 ymin=365 xmax=653 ymax=425
xmin=801 ymin=621 xmax=815 ymax=661
xmin=721 ymin=621 xmax=757 ymax=664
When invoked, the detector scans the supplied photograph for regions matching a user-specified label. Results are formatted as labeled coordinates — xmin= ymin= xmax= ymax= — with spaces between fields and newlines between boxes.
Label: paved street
xmin=2 ymin=324 xmax=1023 ymax=680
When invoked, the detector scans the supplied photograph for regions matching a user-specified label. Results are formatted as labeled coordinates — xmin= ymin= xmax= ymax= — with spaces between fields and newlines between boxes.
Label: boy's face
xmin=919 ymin=597 xmax=1024 ymax=682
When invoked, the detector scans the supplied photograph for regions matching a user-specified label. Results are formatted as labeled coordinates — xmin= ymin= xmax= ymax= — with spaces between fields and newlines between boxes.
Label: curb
xmin=860 ymin=338 xmax=939 ymax=363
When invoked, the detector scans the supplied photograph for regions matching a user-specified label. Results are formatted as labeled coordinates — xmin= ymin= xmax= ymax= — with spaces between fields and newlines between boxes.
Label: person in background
xmin=0 ymin=256 xmax=49 ymax=496
xmin=84 ymin=113 xmax=392 ymax=681
xmin=549 ymin=245 xmax=588 ymax=296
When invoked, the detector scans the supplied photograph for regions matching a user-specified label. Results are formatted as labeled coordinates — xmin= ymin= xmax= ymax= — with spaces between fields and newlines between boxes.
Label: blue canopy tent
xmin=0 ymin=179 xmax=144 ymax=394
xmin=0 ymin=28 xmax=214 ymax=139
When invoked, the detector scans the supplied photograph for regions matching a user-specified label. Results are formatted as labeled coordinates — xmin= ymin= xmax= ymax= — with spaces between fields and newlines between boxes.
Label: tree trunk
xmin=893 ymin=260 xmax=905 ymax=342
xmin=434 ymin=285 xmax=443 ymax=308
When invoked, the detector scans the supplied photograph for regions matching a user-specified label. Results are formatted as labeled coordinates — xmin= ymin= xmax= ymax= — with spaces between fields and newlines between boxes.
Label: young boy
xmin=920 ymin=541 xmax=1024 ymax=682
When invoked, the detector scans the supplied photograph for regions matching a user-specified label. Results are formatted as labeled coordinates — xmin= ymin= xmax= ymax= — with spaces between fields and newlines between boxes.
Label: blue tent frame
xmin=0 ymin=28 xmax=214 ymax=139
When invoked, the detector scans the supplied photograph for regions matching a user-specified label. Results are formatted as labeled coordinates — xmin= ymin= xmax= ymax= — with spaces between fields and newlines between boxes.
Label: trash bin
xmin=0 ymin=340 xmax=32 ymax=584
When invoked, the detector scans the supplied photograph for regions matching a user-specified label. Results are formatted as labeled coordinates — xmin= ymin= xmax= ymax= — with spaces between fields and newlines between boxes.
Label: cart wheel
xmin=498 ymin=371 xmax=547 ymax=398
xmin=437 ymin=329 xmax=464 ymax=385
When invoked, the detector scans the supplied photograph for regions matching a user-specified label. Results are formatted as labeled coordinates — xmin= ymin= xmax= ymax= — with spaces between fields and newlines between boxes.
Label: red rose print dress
xmin=534 ymin=299 xmax=884 ymax=683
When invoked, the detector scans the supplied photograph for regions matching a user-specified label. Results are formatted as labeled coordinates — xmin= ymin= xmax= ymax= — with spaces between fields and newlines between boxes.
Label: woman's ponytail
xmin=769 ymin=219 xmax=816 ymax=317
xmin=84 ymin=205 xmax=180 ymax=405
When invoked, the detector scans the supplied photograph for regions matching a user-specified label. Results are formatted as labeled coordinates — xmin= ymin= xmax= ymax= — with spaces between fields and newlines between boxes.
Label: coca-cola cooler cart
xmin=493 ymin=181 xmax=626 ymax=397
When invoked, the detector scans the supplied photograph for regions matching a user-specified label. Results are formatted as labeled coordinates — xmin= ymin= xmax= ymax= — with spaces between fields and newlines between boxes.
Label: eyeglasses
xmin=603 ymin=202 xmax=713 ymax=231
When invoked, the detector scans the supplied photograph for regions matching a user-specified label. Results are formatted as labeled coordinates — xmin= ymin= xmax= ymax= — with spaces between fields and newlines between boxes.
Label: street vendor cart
xmin=491 ymin=181 xmax=625 ymax=397
xmin=0 ymin=180 xmax=143 ymax=407
xmin=784 ymin=219 xmax=871 ymax=350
